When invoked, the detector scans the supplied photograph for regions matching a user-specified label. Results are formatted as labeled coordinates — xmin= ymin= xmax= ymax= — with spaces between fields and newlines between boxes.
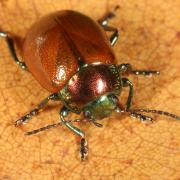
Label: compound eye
xmin=84 ymin=110 xmax=91 ymax=118
xmin=110 ymin=94 xmax=118 ymax=104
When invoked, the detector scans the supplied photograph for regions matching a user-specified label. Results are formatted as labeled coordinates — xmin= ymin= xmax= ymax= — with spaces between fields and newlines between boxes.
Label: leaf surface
xmin=0 ymin=0 xmax=180 ymax=179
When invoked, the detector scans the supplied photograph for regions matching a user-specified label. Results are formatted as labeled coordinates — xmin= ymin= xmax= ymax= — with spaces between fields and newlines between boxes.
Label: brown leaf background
xmin=0 ymin=0 xmax=180 ymax=179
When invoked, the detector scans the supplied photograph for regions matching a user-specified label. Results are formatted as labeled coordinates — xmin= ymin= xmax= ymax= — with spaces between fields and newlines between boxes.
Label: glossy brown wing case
xmin=22 ymin=10 xmax=116 ymax=93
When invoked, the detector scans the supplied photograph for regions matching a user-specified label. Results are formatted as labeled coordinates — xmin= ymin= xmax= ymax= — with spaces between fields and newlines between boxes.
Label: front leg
xmin=15 ymin=93 xmax=59 ymax=126
xmin=60 ymin=106 xmax=88 ymax=161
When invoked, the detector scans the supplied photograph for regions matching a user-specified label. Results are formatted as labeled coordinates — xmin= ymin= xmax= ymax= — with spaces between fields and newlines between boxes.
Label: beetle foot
xmin=15 ymin=108 xmax=39 ymax=126
xmin=80 ymin=138 xmax=88 ymax=161
xmin=130 ymin=112 xmax=154 ymax=122
xmin=15 ymin=117 xmax=27 ymax=126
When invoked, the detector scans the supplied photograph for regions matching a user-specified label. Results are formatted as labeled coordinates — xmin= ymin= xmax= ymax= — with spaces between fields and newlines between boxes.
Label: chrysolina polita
xmin=0 ymin=7 xmax=179 ymax=160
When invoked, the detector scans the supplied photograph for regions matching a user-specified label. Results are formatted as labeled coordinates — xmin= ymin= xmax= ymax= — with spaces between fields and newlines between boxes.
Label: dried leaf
xmin=0 ymin=0 xmax=180 ymax=179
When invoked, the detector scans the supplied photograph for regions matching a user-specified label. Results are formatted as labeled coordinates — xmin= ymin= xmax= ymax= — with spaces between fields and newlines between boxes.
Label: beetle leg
xmin=0 ymin=32 xmax=28 ymax=71
xmin=122 ymin=78 xmax=133 ymax=110
xmin=103 ymin=26 xmax=118 ymax=46
xmin=98 ymin=5 xmax=119 ymax=26
xmin=60 ymin=106 xmax=88 ymax=161
xmin=118 ymin=63 xmax=160 ymax=76
xmin=98 ymin=6 xmax=119 ymax=46
xmin=15 ymin=93 xmax=59 ymax=126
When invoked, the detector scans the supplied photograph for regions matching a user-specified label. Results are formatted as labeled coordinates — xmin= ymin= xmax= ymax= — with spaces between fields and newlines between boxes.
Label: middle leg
xmin=15 ymin=93 xmax=59 ymax=126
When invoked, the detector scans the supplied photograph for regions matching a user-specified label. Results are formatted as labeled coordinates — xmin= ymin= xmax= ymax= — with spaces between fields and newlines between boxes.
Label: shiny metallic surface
xmin=67 ymin=65 xmax=119 ymax=106
xmin=84 ymin=94 xmax=119 ymax=120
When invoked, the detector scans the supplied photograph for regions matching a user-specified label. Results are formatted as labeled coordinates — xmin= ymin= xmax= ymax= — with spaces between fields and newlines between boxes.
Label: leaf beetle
xmin=0 ymin=6 xmax=179 ymax=160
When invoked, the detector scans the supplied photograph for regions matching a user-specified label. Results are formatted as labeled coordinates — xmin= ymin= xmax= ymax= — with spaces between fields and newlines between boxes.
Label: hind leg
xmin=98 ymin=6 xmax=119 ymax=46
xmin=0 ymin=32 xmax=28 ymax=71
xmin=98 ymin=5 xmax=119 ymax=26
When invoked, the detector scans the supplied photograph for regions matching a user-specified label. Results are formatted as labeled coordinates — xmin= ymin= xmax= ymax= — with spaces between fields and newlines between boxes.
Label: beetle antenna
xmin=131 ymin=109 xmax=180 ymax=120
xmin=25 ymin=122 xmax=62 ymax=135
xmin=25 ymin=119 xmax=90 ymax=136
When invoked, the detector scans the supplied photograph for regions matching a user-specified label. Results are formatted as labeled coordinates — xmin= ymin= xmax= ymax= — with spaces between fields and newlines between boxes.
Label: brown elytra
xmin=22 ymin=10 xmax=116 ymax=92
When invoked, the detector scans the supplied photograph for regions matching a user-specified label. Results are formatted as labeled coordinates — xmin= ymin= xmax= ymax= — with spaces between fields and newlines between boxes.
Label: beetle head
xmin=83 ymin=93 xmax=119 ymax=120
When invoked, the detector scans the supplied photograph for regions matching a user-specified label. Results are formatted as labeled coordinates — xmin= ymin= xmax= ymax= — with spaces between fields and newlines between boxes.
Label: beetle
xmin=0 ymin=7 xmax=179 ymax=160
